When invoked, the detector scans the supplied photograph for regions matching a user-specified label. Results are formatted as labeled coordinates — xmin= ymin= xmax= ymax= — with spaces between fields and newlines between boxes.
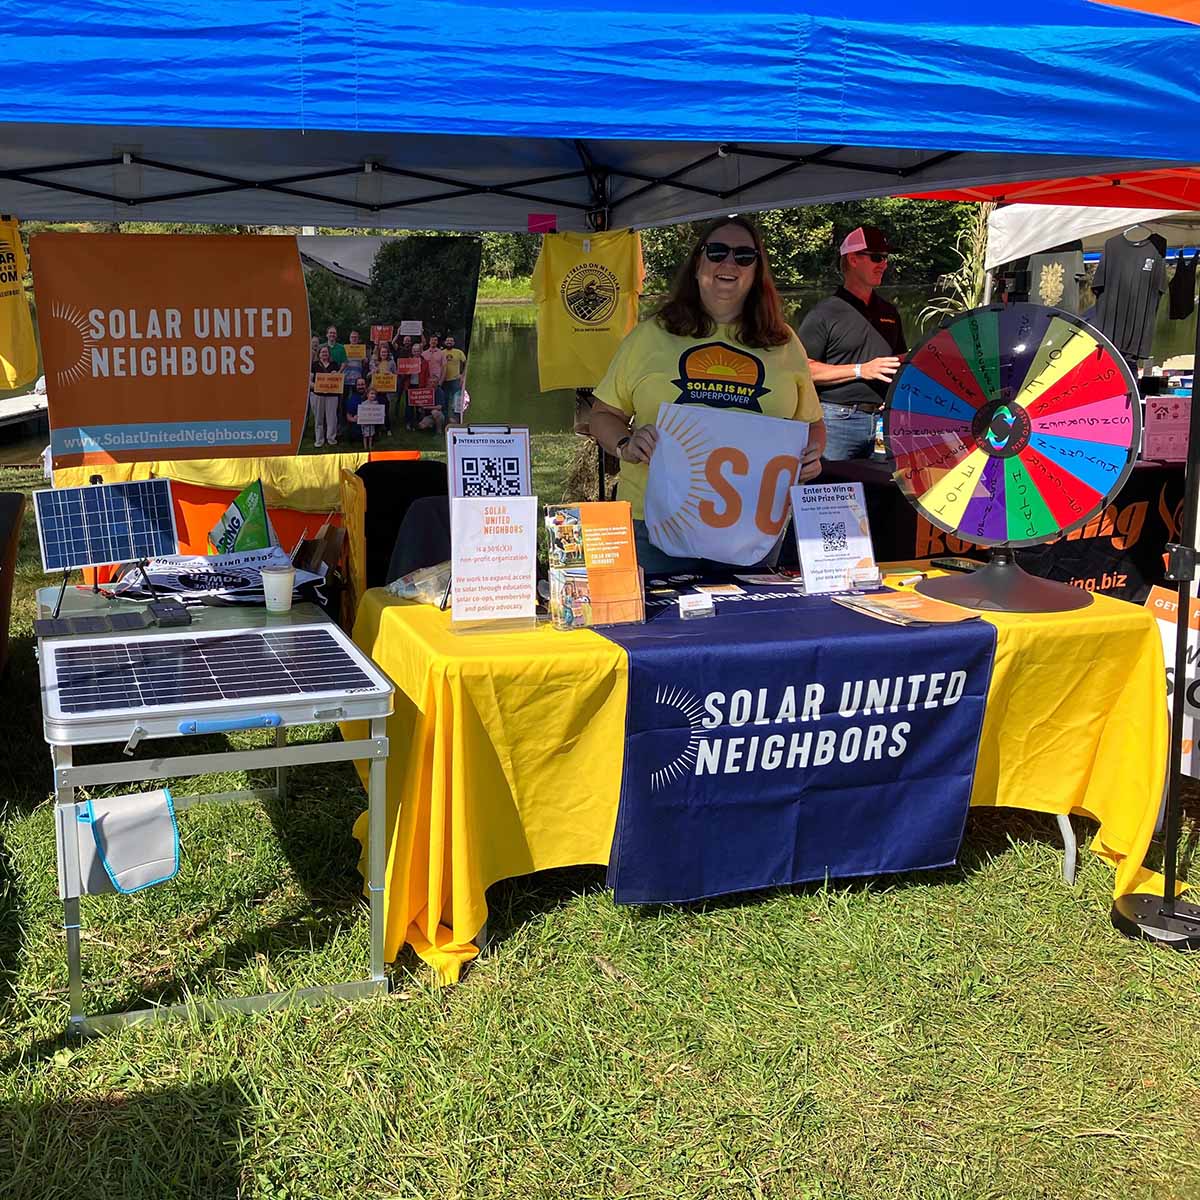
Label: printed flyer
xmin=448 ymin=426 xmax=531 ymax=498
xmin=545 ymin=501 xmax=643 ymax=629
xmin=450 ymin=496 xmax=537 ymax=628
xmin=790 ymin=482 xmax=879 ymax=594
xmin=1145 ymin=585 xmax=1200 ymax=778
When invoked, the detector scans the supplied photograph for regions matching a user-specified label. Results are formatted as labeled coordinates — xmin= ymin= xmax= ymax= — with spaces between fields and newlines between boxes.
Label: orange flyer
xmin=314 ymin=371 xmax=344 ymax=395
xmin=832 ymin=591 xmax=978 ymax=625
xmin=546 ymin=501 xmax=644 ymax=629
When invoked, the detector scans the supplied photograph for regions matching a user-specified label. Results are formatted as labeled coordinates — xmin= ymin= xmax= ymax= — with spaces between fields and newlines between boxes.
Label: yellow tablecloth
xmin=349 ymin=589 xmax=1167 ymax=983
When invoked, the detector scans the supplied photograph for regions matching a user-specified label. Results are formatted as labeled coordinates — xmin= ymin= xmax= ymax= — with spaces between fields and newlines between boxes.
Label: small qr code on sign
xmin=819 ymin=521 xmax=847 ymax=552
xmin=460 ymin=456 xmax=523 ymax=497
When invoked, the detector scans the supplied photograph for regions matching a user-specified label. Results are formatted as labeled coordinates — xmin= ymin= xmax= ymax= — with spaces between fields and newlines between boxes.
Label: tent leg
xmin=1111 ymin=297 xmax=1200 ymax=947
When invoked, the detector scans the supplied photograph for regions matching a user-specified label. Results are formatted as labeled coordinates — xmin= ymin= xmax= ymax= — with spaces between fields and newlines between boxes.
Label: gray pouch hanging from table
xmin=56 ymin=788 xmax=180 ymax=899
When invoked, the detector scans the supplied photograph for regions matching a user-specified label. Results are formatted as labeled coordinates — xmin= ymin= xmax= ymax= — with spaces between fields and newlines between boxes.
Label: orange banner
xmin=314 ymin=372 xmax=344 ymax=395
xmin=33 ymin=233 xmax=311 ymax=468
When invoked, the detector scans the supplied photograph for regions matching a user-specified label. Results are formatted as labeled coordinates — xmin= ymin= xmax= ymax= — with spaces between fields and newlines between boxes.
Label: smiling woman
xmin=587 ymin=216 xmax=827 ymax=574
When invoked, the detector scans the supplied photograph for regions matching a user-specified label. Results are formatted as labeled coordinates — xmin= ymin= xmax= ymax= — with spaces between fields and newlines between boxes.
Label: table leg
xmin=275 ymin=725 xmax=288 ymax=805
xmin=1057 ymin=813 xmax=1078 ymax=886
xmin=53 ymin=744 xmax=85 ymax=1031
xmin=368 ymin=716 xmax=387 ymax=985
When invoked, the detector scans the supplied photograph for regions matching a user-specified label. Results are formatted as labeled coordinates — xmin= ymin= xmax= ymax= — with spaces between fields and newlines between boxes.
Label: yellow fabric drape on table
xmin=340 ymin=469 xmax=367 ymax=615
xmin=348 ymin=591 xmax=627 ymax=982
xmin=53 ymin=452 xmax=371 ymax=511
xmin=971 ymin=595 xmax=1168 ymax=898
xmin=351 ymin=588 xmax=1167 ymax=984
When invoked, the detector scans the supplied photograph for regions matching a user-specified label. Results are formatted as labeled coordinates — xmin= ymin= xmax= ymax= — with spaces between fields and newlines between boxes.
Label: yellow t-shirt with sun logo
xmin=533 ymin=229 xmax=644 ymax=391
xmin=593 ymin=318 xmax=822 ymax=520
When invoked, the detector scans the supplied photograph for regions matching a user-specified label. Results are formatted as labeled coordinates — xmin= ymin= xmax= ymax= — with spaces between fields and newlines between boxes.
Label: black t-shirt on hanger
xmin=1091 ymin=234 xmax=1166 ymax=361
xmin=1169 ymin=250 xmax=1198 ymax=321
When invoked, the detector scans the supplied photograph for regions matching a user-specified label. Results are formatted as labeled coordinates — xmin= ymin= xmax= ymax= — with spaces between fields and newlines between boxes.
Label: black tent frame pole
xmin=1112 ymin=305 xmax=1200 ymax=946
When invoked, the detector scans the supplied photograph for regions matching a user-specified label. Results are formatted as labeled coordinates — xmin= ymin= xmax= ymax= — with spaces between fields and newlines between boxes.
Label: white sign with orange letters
xmin=1145 ymin=584 xmax=1200 ymax=778
xmin=643 ymin=403 xmax=808 ymax=566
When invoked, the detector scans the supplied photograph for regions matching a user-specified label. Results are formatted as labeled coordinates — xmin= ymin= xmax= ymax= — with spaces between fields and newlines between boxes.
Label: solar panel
xmin=34 ymin=479 xmax=179 ymax=573
xmin=51 ymin=627 xmax=377 ymax=714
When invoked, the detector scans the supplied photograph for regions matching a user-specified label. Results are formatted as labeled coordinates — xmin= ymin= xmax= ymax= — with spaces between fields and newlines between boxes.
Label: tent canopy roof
xmin=2 ymin=1 xmax=1198 ymax=230
xmin=911 ymin=167 xmax=1200 ymax=212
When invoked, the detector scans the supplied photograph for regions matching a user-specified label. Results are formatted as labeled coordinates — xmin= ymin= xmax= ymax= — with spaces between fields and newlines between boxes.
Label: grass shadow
xmin=0 ymin=830 xmax=23 ymax=1019
xmin=474 ymin=805 xmax=1096 ymax=954
xmin=0 ymin=1080 xmax=249 ymax=1200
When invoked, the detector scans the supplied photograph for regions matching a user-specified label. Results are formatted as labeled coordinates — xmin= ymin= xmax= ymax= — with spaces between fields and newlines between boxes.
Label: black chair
xmin=385 ymin=495 xmax=451 ymax=583
xmin=355 ymin=459 xmax=448 ymax=589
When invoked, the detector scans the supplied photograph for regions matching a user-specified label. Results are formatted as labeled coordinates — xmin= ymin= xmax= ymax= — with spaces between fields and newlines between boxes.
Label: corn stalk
xmin=918 ymin=202 xmax=995 ymax=332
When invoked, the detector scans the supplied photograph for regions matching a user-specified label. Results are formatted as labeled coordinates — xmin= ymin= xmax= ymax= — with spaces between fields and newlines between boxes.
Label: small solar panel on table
xmin=34 ymin=479 xmax=178 ymax=573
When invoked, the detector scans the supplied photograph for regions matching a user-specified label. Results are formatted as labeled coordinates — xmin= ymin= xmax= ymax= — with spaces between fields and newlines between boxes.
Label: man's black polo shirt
xmin=797 ymin=287 xmax=907 ymax=407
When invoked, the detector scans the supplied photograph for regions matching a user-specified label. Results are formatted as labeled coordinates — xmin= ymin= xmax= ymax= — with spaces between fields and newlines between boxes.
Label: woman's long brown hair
xmin=655 ymin=216 xmax=791 ymax=348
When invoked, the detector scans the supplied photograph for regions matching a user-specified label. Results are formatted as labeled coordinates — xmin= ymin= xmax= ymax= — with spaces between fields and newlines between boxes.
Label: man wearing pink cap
xmin=798 ymin=225 xmax=906 ymax=460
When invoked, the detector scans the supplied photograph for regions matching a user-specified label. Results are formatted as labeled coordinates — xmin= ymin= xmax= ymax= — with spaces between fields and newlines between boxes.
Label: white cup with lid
xmin=260 ymin=565 xmax=296 ymax=614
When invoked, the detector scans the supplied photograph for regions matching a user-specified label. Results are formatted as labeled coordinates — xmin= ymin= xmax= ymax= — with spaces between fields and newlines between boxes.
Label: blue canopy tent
xmin=0 ymin=0 xmax=1196 ymax=229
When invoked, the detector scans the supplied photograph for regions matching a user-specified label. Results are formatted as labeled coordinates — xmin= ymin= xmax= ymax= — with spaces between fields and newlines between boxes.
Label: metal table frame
xmin=37 ymin=593 xmax=392 ymax=1036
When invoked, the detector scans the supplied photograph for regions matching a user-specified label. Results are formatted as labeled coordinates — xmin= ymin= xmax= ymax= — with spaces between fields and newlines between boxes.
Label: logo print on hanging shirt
xmin=673 ymin=342 xmax=770 ymax=411
xmin=560 ymin=263 xmax=619 ymax=325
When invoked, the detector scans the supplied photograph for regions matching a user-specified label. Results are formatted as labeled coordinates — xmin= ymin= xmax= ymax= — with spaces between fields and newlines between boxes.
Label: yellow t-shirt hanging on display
xmin=533 ymin=229 xmax=644 ymax=391
xmin=0 ymin=217 xmax=37 ymax=390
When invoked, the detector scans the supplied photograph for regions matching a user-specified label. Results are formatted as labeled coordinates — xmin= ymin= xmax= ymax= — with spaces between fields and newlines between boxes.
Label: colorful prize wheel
xmin=885 ymin=303 xmax=1140 ymax=612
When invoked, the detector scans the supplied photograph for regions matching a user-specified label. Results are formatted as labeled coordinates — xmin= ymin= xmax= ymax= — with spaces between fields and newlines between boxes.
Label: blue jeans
xmin=821 ymin=402 xmax=876 ymax=461
xmin=632 ymin=519 xmax=784 ymax=577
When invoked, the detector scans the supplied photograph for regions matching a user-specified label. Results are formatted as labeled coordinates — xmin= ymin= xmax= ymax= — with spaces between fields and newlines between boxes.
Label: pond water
xmin=2 ymin=287 xmax=1194 ymax=464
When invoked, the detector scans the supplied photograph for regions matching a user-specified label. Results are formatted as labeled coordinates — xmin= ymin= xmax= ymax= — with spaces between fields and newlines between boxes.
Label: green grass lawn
xmin=3 ymin=453 xmax=1200 ymax=1199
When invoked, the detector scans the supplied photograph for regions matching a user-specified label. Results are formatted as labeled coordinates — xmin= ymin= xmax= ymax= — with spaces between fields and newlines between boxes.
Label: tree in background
xmin=304 ymin=266 xmax=368 ymax=341
xmin=365 ymin=236 xmax=483 ymax=343
xmin=640 ymin=200 xmax=976 ymax=292
xmin=479 ymin=231 xmax=540 ymax=281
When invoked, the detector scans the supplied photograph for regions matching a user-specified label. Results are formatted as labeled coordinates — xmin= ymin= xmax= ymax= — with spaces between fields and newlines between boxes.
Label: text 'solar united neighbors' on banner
xmin=33 ymin=233 xmax=311 ymax=468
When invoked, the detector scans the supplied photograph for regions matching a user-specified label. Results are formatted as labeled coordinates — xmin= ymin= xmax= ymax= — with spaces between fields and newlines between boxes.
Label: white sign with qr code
xmin=789 ymin=482 xmax=879 ymax=595
xmin=447 ymin=426 xmax=532 ymax=499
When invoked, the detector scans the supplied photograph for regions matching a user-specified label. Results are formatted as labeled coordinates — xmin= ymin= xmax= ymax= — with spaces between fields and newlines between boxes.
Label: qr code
xmin=820 ymin=521 xmax=847 ymax=552
xmin=461 ymin=456 xmax=523 ymax=497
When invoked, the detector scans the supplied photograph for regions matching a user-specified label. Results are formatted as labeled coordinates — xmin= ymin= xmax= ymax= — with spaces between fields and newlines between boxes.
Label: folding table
xmin=35 ymin=592 xmax=394 ymax=1035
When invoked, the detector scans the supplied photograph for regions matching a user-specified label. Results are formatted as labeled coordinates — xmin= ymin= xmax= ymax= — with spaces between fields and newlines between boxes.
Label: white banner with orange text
xmin=643 ymin=403 xmax=808 ymax=566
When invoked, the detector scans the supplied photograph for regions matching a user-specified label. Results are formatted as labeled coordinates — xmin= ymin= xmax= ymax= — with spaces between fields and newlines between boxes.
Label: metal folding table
xmin=35 ymin=591 xmax=394 ymax=1035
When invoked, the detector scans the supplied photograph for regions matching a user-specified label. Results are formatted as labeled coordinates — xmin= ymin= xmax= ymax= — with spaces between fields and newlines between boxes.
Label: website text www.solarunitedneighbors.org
xmin=51 ymin=421 xmax=290 ymax=454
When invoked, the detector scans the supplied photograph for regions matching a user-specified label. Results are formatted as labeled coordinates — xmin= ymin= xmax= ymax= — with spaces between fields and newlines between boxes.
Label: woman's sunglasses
xmin=702 ymin=242 xmax=760 ymax=267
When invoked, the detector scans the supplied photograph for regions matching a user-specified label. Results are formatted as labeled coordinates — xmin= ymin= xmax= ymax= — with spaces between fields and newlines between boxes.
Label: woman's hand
xmin=799 ymin=420 xmax=825 ymax=482
xmin=620 ymin=423 xmax=659 ymax=464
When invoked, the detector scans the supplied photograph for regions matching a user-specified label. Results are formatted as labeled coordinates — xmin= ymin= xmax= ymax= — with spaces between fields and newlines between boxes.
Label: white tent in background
xmin=986 ymin=205 xmax=1200 ymax=270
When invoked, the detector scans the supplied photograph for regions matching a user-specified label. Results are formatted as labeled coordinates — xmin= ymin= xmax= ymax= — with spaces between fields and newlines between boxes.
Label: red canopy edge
xmin=907 ymin=166 xmax=1200 ymax=209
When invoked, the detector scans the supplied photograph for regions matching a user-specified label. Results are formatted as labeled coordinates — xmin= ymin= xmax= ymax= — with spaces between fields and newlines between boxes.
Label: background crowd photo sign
xmin=33 ymin=233 xmax=311 ymax=468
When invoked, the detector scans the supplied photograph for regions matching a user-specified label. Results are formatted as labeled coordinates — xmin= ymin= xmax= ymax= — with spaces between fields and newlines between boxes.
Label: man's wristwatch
xmin=853 ymin=363 xmax=863 ymax=380
xmin=615 ymin=435 xmax=631 ymax=458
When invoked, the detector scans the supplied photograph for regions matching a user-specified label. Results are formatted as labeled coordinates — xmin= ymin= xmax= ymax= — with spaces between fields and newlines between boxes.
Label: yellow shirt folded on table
xmin=592 ymin=319 xmax=823 ymax=521
xmin=532 ymin=229 xmax=644 ymax=391
xmin=0 ymin=217 xmax=37 ymax=390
